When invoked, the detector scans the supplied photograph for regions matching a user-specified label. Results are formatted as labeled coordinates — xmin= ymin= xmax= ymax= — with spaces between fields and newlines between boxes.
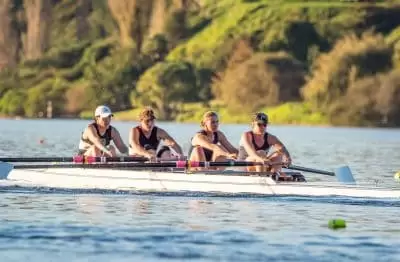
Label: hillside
xmin=0 ymin=0 xmax=399 ymax=126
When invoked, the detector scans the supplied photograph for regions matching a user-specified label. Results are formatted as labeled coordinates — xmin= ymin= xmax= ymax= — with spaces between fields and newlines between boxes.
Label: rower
xmin=129 ymin=107 xmax=184 ymax=161
xmin=78 ymin=105 xmax=129 ymax=157
xmin=188 ymin=111 xmax=238 ymax=170
xmin=237 ymin=112 xmax=292 ymax=173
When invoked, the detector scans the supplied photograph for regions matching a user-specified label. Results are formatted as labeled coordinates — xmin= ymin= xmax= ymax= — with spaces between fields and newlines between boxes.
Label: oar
xmin=286 ymin=164 xmax=356 ymax=184
xmin=0 ymin=156 xmax=149 ymax=163
xmin=0 ymin=160 xmax=264 ymax=178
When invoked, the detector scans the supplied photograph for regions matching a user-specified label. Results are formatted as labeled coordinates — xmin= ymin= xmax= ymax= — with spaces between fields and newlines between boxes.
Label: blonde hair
xmin=200 ymin=111 xmax=218 ymax=128
xmin=139 ymin=107 xmax=156 ymax=121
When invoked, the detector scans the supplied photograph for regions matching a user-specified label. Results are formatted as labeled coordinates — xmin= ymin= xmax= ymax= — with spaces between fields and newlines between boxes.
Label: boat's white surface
xmin=1 ymin=167 xmax=399 ymax=198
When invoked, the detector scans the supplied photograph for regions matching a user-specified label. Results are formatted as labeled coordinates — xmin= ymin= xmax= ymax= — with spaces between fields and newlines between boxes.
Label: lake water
xmin=0 ymin=119 xmax=399 ymax=261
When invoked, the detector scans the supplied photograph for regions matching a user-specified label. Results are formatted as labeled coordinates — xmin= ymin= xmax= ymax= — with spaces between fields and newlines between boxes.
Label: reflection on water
xmin=0 ymin=191 xmax=400 ymax=261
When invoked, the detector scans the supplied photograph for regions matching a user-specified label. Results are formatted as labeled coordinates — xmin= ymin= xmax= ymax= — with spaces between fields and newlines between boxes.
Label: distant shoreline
xmin=2 ymin=116 xmax=398 ymax=129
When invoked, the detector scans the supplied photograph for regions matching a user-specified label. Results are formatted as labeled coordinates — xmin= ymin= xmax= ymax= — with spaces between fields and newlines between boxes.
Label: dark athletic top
xmin=238 ymin=131 xmax=270 ymax=160
xmin=80 ymin=122 xmax=112 ymax=147
xmin=134 ymin=126 xmax=160 ymax=150
xmin=189 ymin=130 xmax=219 ymax=161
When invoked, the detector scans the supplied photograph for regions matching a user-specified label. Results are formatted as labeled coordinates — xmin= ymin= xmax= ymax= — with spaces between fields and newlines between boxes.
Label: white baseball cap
xmin=94 ymin=105 xmax=113 ymax=117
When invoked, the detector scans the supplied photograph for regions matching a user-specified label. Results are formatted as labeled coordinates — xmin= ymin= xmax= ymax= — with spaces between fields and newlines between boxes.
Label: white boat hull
xmin=1 ymin=167 xmax=399 ymax=199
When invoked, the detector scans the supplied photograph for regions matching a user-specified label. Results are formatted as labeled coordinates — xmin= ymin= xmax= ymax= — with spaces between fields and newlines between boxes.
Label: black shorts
xmin=203 ymin=148 xmax=213 ymax=161
xmin=156 ymin=146 xmax=171 ymax=158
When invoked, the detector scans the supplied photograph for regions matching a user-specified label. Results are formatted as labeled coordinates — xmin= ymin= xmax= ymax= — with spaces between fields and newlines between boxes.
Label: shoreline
xmin=1 ymin=116 xmax=399 ymax=129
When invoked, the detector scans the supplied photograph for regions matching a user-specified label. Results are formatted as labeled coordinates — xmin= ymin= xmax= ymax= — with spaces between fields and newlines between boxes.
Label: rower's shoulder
xmin=84 ymin=122 xmax=96 ymax=132
xmin=155 ymin=126 xmax=167 ymax=134
xmin=266 ymin=132 xmax=278 ymax=143
xmin=215 ymin=130 xmax=225 ymax=136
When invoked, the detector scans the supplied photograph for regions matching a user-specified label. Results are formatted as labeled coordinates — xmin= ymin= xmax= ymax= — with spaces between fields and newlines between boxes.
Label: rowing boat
xmin=0 ymin=161 xmax=399 ymax=198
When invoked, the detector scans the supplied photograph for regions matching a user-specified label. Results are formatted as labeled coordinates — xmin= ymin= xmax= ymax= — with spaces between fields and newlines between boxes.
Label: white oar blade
xmin=0 ymin=162 xmax=14 ymax=179
xmin=335 ymin=166 xmax=356 ymax=184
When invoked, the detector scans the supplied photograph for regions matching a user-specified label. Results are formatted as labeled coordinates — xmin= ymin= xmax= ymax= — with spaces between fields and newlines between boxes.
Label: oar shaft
xmin=0 ymin=156 xmax=149 ymax=163
xmin=11 ymin=160 xmax=262 ymax=169
xmin=287 ymin=165 xmax=335 ymax=176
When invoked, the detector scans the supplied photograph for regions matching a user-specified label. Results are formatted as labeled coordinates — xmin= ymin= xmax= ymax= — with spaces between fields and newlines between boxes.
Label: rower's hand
xmin=175 ymin=153 xmax=186 ymax=160
xmin=227 ymin=153 xmax=237 ymax=160
xmin=283 ymin=155 xmax=292 ymax=167
xmin=256 ymin=156 xmax=270 ymax=165
xmin=102 ymin=150 xmax=113 ymax=157
xmin=146 ymin=151 xmax=157 ymax=162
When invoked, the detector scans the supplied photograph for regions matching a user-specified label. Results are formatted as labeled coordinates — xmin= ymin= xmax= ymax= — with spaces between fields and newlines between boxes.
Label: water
xmin=0 ymin=119 xmax=399 ymax=261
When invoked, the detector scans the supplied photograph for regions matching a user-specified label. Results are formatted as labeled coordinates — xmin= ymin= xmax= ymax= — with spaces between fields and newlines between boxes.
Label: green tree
xmin=376 ymin=69 xmax=400 ymax=126
xmin=302 ymin=32 xmax=393 ymax=113
xmin=133 ymin=61 xmax=199 ymax=120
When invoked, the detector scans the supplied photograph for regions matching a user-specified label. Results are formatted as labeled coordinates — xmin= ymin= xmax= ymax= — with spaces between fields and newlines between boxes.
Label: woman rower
xmin=188 ymin=111 xmax=238 ymax=169
xmin=129 ymin=107 xmax=184 ymax=161
xmin=237 ymin=112 xmax=292 ymax=173
xmin=78 ymin=105 xmax=129 ymax=157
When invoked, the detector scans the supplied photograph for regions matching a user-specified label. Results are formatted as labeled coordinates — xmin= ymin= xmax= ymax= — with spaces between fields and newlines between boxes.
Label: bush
xmin=23 ymin=78 xmax=69 ymax=117
xmin=302 ymin=32 xmax=393 ymax=112
xmin=213 ymin=39 xmax=306 ymax=113
xmin=132 ymin=61 xmax=200 ymax=120
xmin=0 ymin=89 xmax=26 ymax=116
xmin=375 ymin=69 xmax=400 ymax=126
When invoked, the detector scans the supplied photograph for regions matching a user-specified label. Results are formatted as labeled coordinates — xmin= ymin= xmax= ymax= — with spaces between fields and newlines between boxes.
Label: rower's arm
xmin=240 ymin=132 xmax=262 ymax=159
xmin=111 ymin=128 xmax=128 ymax=154
xmin=129 ymin=128 xmax=154 ymax=158
xmin=191 ymin=133 xmax=220 ymax=152
xmin=218 ymin=132 xmax=238 ymax=154
xmin=268 ymin=135 xmax=292 ymax=163
xmin=85 ymin=126 xmax=111 ymax=154
xmin=157 ymin=128 xmax=184 ymax=155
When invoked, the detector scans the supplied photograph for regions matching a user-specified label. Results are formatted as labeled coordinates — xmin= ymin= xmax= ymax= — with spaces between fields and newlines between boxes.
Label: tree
xmin=108 ymin=0 xmax=152 ymax=53
xmin=107 ymin=0 xmax=136 ymax=47
xmin=212 ymin=38 xmax=305 ymax=113
xmin=212 ymin=38 xmax=254 ymax=100
xmin=133 ymin=61 xmax=199 ymax=120
xmin=302 ymin=32 xmax=393 ymax=112
xmin=76 ymin=0 xmax=91 ymax=40
xmin=23 ymin=0 xmax=52 ymax=60
xmin=215 ymin=52 xmax=306 ymax=113
xmin=148 ymin=0 xmax=166 ymax=37
xmin=0 ymin=0 xmax=20 ymax=68
xmin=376 ymin=69 xmax=400 ymax=126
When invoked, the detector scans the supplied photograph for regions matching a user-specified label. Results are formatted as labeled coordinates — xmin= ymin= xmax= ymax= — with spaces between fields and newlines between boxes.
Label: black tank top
xmin=198 ymin=130 xmax=219 ymax=144
xmin=81 ymin=122 xmax=112 ymax=146
xmin=251 ymin=132 xmax=269 ymax=151
xmin=136 ymin=126 xmax=159 ymax=150
xmin=187 ymin=130 xmax=219 ymax=157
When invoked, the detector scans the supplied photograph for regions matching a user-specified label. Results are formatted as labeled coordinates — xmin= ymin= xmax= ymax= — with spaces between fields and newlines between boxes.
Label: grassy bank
xmin=113 ymin=101 xmax=329 ymax=125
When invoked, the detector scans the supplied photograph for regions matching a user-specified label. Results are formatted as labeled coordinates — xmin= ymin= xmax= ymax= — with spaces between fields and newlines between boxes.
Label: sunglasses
xmin=98 ymin=116 xmax=111 ymax=120
xmin=210 ymin=120 xmax=219 ymax=124
xmin=256 ymin=122 xmax=267 ymax=127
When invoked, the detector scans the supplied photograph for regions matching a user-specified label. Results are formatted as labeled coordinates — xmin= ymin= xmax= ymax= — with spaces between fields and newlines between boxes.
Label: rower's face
xmin=205 ymin=116 xmax=219 ymax=132
xmin=97 ymin=116 xmax=111 ymax=127
xmin=254 ymin=121 xmax=267 ymax=132
xmin=141 ymin=118 xmax=155 ymax=130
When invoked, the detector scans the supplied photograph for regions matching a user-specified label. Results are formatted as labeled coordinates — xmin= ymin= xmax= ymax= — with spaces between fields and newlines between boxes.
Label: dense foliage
xmin=0 ymin=0 xmax=399 ymax=126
